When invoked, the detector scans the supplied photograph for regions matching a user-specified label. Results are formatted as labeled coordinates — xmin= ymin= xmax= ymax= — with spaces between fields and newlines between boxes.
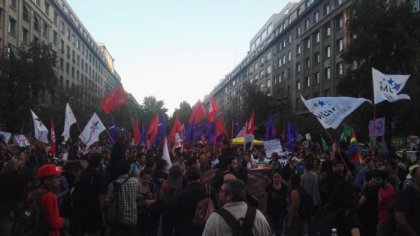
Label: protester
xmin=137 ymin=168 xmax=159 ymax=236
xmin=373 ymin=170 xmax=396 ymax=236
xmin=202 ymin=179 xmax=271 ymax=236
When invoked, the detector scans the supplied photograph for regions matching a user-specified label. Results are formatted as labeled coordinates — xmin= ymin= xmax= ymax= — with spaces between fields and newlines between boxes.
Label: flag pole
xmin=324 ymin=128 xmax=352 ymax=177
xmin=75 ymin=121 xmax=87 ymax=144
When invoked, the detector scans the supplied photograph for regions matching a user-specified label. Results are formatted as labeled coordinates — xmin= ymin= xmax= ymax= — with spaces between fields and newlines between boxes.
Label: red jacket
xmin=38 ymin=188 xmax=64 ymax=236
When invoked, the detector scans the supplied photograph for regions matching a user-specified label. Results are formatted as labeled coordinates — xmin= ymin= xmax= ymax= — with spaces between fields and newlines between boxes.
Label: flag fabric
xmin=147 ymin=113 xmax=160 ymax=145
xmin=372 ymin=67 xmax=410 ymax=105
xmin=340 ymin=125 xmax=353 ymax=143
xmin=236 ymin=126 xmax=246 ymax=138
xmin=133 ymin=118 xmax=140 ymax=146
xmin=348 ymin=130 xmax=361 ymax=166
xmin=246 ymin=111 xmax=255 ymax=135
xmin=30 ymin=109 xmax=49 ymax=144
xmin=301 ymin=95 xmax=371 ymax=129
xmin=207 ymin=97 xmax=220 ymax=123
xmin=205 ymin=123 xmax=216 ymax=145
xmin=216 ymin=118 xmax=226 ymax=143
xmin=62 ymin=103 xmax=77 ymax=142
xmin=264 ymin=117 xmax=275 ymax=141
xmin=184 ymin=120 xmax=195 ymax=144
xmin=101 ymin=85 xmax=128 ymax=114
xmin=79 ymin=113 xmax=106 ymax=149
xmin=155 ymin=114 xmax=166 ymax=145
xmin=168 ymin=114 xmax=182 ymax=144
xmin=49 ymin=118 xmax=56 ymax=156
xmin=381 ymin=136 xmax=388 ymax=155
xmin=0 ymin=131 xmax=12 ymax=143
xmin=140 ymin=124 xmax=147 ymax=146
xmin=161 ymin=138 xmax=172 ymax=168
xmin=287 ymin=122 xmax=295 ymax=151
xmin=108 ymin=116 xmax=119 ymax=143
xmin=368 ymin=117 xmax=386 ymax=137
xmin=188 ymin=100 xmax=207 ymax=124
xmin=320 ymin=135 xmax=329 ymax=151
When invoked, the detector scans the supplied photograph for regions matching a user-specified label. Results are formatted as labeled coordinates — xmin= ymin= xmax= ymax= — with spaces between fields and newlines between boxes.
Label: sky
xmin=66 ymin=0 xmax=289 ymax=115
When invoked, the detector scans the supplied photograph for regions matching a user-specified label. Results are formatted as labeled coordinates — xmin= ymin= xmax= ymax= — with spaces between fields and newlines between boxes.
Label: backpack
xmin=106 ymin=177 xmax=130 ymax=224
xmin=216 ymin=205 xmax=256 ymax=236
xmin=298 ymin=187 xmax=314 ymax=219
xmin=12 ymin=189 xmax=49 ymax=236
xmin=308 ymin=204 xmax=347 ymax=236
xmin=192 ymin=184 xmax=215 ymax=227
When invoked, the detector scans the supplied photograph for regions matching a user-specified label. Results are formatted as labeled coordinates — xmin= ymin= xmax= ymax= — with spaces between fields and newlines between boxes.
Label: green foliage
xmin=338 ymin=0 xmax=420 ymax=139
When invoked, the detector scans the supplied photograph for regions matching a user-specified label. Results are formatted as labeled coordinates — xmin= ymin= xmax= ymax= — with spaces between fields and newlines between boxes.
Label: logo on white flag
xmin=372 ymin=68 xmax=410 ymax=104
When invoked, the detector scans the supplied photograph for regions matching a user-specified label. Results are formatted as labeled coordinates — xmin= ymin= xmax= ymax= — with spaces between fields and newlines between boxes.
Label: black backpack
xmin=308 ymin=204 xmax=347 ymax=236
xmin=12 ymin=190 xmax=49 ymax=236
xmin=298 ymin=187 xmax=314 ymax=219
xmin=216 ymin=206 xmax=256 ymax=236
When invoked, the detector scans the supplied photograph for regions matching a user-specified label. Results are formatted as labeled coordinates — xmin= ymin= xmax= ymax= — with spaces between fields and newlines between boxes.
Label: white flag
xmin=161 ymin=137 xmax=172 ymax=168
xmin=30 ymin=109 xmax=49 ymax=144
xmin=0 ymin=131 xmax=12 ymax=143
xmin=301 ymin=96 xmax=371 ymax=129
xmin=62 ymin=103 xmax=77 ymax=141
xmin=79 ymin=113 xmax=106 ymax=149
xmin=372 ymin=67 xmax=410 ymax=104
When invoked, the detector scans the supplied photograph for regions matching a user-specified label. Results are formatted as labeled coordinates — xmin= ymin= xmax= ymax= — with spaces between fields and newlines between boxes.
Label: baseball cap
xmin=37 ymin=164 xmax=63 ymax=179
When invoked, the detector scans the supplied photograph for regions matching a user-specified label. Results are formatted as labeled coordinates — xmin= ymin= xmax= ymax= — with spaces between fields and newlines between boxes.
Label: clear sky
xmin=66 ymin=0 xmax=289 ymax=115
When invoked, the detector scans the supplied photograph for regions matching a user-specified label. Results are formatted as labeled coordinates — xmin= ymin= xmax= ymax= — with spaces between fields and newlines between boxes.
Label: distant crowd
xmin=0 ymin=135 xmax=419 ymax=236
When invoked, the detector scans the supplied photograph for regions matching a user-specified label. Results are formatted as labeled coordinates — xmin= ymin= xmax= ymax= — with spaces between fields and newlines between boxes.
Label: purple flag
xmin=108 ymin=116 xmax=119 ymax=144
xmin=140 ymin=124 xmax=147 ymax=146
xmin=264 ymin=117 xmax=274 ymax=141
xmin=155 ymin=114 xmax=166 ymax=146
xmin=368 ymin=117 xmax=385 ymax=137
xmin=184 ymin=119 xmax=195 ymax=144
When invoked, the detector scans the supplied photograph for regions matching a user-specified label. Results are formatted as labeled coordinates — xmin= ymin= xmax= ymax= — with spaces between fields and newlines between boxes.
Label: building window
xmin=305 ymin=37 xmax=311 ymax=49
xmin=314 ymin=11 xmax=320 ymax=23
xmin=43 ymin=23 xmax=48 ymax=38
xmin=35 ymin=0 xmax=41 ymax=6
xmin=297 ymin=81 xmax=301 ymax=90
xmin=60 ymin=21 xmax=65 ymax=33
xmin=336 ymin=15 xmax=344 ymax=30
xmin=53 ymin=31 xmax=58 ymax=45
xmin=22 ymin=27 xmax=29 ymax=43
xmin=66 ymin=62 xmax=70 ymax=74
xmin=33 ymin=14 xmax=39 ymax=31
xmin=267 ymin=65 xmax=272 ymax=74
xmin=314 ymin=52 xmax=320 ymax=64
xmin=297 ymin=26 xmax=301 ymax=37
xmin=67 ymin=29 xmax=71 ymax=40
xmin=306 ymin=76 xmax=311 ymax=87
xmin=45 ymin=1 xmax=50 ymax=16
xmin=314 ymin=31 xmax=320 ymax=44
xmin=60 ymin=58 xmax=64 ymax=70
xmin=325 ymin=67 xmax=331 ymax=80
xmin=325 ymin=46 xmax=331 ymax=58
xmin=305 ymin=19 xmax=310 ymax=30
xmin=278 ymin=58 xmax=282 ymax=67
xmin=54 ymin=12 xmax=58 ymax=25
xmin=8 ymin=17 xmax=17 ymax=36
xmin=336 ymin=62 xmax=344 ymax=76
xmin=288 ymin=51 xmax=292 ymax=61
xmin=9 ymin=0 xmax=17 ymax=10
xmin=23 ymin=5 xmax=30 ymax=22
xmin=336 ymin=0 xmax=344 ymax=6
xmin=297 ymin=7 xmax=302 ymax=16
xmin=337 ymin=39 xmax=344 ymax=52
xmin=296 ymin=44 xmax=301 ymax=56
xmin=296 ymin=62 xmax=301 ymax=73
xmin=324 ymin=3 xmax=330 ymax=15
xmin=282 ymin=55 xmax=286 ymax=64
xmin=314 ymin=72 xmax=320 ymax=84
xmin=305 ymin=57 xmax=311 ymax=68
xmin=324 ymin=23 xmax=331 ymax=37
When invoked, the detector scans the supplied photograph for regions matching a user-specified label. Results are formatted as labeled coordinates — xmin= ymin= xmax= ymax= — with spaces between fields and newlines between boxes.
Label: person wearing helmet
xmin=37 ymin=164 xmax=65 ymax=236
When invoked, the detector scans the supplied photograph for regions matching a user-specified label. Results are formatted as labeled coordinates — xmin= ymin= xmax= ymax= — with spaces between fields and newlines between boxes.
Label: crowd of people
xmin=0 ymin=135 xmax=419 ymax=236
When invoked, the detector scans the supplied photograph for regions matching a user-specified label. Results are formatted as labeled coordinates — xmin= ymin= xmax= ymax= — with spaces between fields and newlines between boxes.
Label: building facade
xmin=0 ymin=0 xmax=121 ymax=109
xmin=209 ymin=0 xmax=352 ymax=116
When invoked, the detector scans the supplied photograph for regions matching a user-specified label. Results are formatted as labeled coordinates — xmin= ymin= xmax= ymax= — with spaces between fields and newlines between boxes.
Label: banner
xmin=368 ymin=117 xmax=385 ymax=137
xmin=0 ymin=131 xmax=12 ymax=143
xmin=407 ymin=135 xmax=419 ymax=150
xmin=264 ymin=139 xmax=283 ymax=157
xmin=79 ymin=113 xmax=106 ymax=149
xmin=301 ymin=96 xmax=371 ymax=129
xmin=244 ymin=134 xmax=254 ymax=150
xmin=14 ymin=135 xmax=30 ymax=147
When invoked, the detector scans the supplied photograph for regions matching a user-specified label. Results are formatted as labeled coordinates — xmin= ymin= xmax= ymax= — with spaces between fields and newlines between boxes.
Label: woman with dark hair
xmin=265 ymin=168 xmax=288 ymax=236
xmin=324 ymin=180 xmax=361 ymax=236
xmin=286 ymin=173 xmax=306 ymax=236
xmin=138 ymin=169 xmax=159 ymax=236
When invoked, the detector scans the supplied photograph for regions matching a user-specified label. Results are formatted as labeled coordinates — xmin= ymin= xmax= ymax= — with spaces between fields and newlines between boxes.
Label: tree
xmin=338 ymin=0 xmax=420 ymax=139
xmin=0 ymin=42 xmax=58 ymax=133
xmin=140 ymin=96 xmax=168 ymax=126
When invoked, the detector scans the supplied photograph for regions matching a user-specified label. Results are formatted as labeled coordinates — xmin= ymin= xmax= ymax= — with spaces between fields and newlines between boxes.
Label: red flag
xmin=168 ymin=114 xmax=182 ymax=144
xmin=147 ymin=113 xmax=159 ymax=145
xmin=246 ymin=111 xmax=254 ymax=135
xmin=133 ymin=118 xmax=140 ymax=145
xmin=188 ymin=100 xmax=207 ymax=124
xmin=101 ymin=85 xmax=128 ymax=114
xmin=216 ymin=117 xmax=226 ymax=137
xmin=207 ymin=97 xmax=219 ymax=122
xmin=49 ymin=118 xmax=56 ymax=156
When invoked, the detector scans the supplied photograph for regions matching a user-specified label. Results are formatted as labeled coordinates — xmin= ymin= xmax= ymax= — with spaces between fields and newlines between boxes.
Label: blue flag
xmin=108 ymin=116 xmax=119 ymax=143
xmin=155 ymin=114 xmax=166 ymax=146
xmin=264 ymin=117 xmax=274 ymax=141
xmin=140 ymin=124 xmax=147 ymax=146
xmin=184 ymin=119 xmax=195 ymax=144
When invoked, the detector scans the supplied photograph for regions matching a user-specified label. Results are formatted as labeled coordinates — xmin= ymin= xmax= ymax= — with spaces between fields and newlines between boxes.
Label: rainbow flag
xmin=348 ymin=131 xmax=361 ymax=166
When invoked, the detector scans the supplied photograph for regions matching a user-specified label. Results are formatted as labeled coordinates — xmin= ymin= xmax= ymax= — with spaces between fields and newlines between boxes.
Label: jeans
xmin=110 ymin=224 xmax=137 ymax=236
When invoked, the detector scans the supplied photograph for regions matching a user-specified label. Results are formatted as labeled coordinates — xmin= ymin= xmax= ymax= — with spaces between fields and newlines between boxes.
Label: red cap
xmin=37 ymin=164 xmax=63 ymax=179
